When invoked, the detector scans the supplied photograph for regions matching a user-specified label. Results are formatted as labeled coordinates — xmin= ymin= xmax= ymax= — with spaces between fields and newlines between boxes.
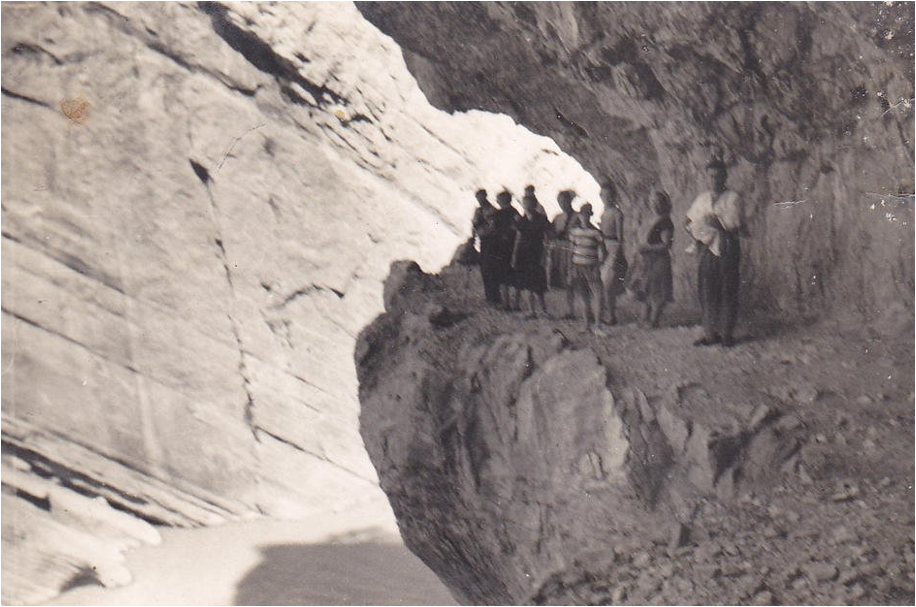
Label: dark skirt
xmin=490 ymin=241 xmax=514 ymax=286
xmin=626 ymin=250 xmax=672 ymax=303
xmin=643 ymin=250 xmax=673 ymax=303
xmin=512 ymin=245 xmax=547 ymax=294
xmin=512 ymin=261 xmax=547 ymax=294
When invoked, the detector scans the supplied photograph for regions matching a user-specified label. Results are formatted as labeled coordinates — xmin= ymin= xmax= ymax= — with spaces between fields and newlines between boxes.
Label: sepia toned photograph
xmin=1 ymin=1 xmax=913 ymax=605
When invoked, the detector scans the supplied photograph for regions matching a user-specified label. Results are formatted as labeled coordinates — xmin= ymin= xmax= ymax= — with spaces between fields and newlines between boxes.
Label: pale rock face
xmin=2 ymin=1 xmax=597 ymax=519
xmin=1 ymin=1 xmax=601 ymax=603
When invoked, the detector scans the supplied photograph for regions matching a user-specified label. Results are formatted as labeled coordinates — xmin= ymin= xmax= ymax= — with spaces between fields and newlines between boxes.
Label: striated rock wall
xmin=1 ymin=2 xmax=601 ymax=602
xmin=2 ymin=1 xmax=597 ymax=523
xmin=359 ymin=2 xmax=915 ymax=324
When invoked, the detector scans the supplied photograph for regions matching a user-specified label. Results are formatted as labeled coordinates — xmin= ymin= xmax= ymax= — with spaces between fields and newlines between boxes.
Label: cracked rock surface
xmin=1 ymin=2 xmax=598 ymax=603
xmin=356 ymin=263 xmax=914 ymax=605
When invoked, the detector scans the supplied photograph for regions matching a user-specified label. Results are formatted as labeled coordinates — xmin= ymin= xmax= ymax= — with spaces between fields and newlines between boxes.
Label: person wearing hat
xmin=686 ymin=155 xmax=749 ymax=347
xmin=568 ymin=202 xmax=607 ymax=335
xmin=523 ymin=185 xmax=548 ymax=217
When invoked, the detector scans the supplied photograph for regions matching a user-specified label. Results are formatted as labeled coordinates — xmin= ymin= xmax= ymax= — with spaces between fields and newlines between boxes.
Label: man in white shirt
xmin=686 ymin=157 xmax=749 ymax=347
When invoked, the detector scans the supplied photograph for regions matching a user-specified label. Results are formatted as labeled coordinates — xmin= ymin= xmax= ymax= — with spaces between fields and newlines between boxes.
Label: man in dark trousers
xmin=686 ymin=157 xmax=749 ymax=347
xmin=471 ymin=189 xmax=500 ymax=306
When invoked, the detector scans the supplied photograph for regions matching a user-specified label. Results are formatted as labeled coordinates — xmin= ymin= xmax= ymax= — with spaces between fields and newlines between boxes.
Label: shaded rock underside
xmin=359 ymin=1 xmax=915 ymax=323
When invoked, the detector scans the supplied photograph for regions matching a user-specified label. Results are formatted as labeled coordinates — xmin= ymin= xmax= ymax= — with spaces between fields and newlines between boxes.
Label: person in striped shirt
xmin=568 ymin=203 xmax=607 ymax=335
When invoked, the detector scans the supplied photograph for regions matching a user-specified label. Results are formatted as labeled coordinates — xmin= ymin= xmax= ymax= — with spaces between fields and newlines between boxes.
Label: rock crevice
xmin=2 ymin=2 xmax=606 ymax=602
xmin=357 ymin=262 xmax=807 ymax=604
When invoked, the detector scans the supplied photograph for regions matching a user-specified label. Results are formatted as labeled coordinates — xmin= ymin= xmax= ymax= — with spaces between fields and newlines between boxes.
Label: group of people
xmin=470 ymin=155 xmax=747 ymax=346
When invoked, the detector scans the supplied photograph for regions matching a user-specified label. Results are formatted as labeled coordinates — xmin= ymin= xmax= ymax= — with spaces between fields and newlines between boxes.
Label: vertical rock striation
xmin=1 ymin=2 xmax=598 ymax=602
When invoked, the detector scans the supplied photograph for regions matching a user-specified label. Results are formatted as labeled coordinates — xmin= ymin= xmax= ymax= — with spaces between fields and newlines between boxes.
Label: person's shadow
xmin=233 ymin=539 xmax=457 ymax=605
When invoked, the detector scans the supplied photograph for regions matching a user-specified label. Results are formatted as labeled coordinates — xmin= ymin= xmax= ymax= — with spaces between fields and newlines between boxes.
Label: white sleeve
xmin=719 ymin=192 xmax=742 ymax=230
xmin=686 ymin=194 xmax=706 ymax=223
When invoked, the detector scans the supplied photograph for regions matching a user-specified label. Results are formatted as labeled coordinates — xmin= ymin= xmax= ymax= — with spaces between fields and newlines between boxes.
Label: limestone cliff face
xmin=1 ymin=0 xmax=598 ymax=535
xmin=0 ymin=7 xmax=611 ymax=601
xmin=359 ymin=2 xmax=915 ymax=323
xmin=1 ymin=2 xmax=612 ymax=601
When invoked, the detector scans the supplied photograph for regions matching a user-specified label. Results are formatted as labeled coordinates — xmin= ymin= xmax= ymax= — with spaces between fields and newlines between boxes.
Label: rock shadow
xmin=233 ymin=542 xmax=457 ymax=606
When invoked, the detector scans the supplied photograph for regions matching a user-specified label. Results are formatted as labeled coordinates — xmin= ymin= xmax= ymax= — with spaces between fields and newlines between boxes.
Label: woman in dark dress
xmin=493 ymin=190 xmax=521 ymax=309
xmin=510 ymin=193 xmax=551 ymax=318
xmin=631 ymin=190 xmax=674 ymax=327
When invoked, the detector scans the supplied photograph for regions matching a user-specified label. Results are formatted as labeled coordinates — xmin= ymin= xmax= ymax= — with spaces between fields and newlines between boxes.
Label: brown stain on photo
xmin=60 ymin=96 xmax=90 ymax=125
